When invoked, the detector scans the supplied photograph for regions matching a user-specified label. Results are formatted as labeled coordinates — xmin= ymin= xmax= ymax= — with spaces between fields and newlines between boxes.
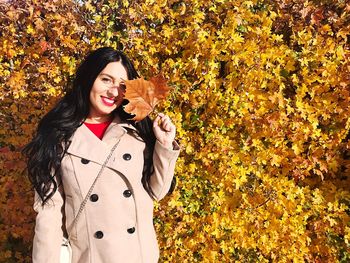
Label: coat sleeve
xmin=150 ymin=140 xmax=180 ymax=201
xmin=32 ymin=184 xmax=65 ymax=263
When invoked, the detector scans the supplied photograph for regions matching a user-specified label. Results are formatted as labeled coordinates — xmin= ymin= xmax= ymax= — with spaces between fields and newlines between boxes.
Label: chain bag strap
xmin=67 ymin=139 xmax=121 ymax=237
xmin=60 ymin=139 xmax=121 ymax=263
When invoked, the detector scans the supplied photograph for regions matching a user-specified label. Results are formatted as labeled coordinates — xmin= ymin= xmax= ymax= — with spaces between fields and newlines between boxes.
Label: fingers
xmin=153 ymin=113 xmax=161 ymax=127
xmin=153 ymin=113 xmax=174 ymax=132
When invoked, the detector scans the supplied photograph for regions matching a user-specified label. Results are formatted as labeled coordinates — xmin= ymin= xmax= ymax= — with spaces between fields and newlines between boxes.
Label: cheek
xmin=89 ymin=91 xmax=95 ymax=103
xmin=90 ymin=86 xmax=101 ymax=102
xmin=89 ymin=90 xmax=101 ymax=107
xmin=90 ymin=81 xmax=104 ymax=98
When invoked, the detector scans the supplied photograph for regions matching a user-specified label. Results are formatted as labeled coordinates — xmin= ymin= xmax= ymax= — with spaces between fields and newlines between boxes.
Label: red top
xmin=84 ymin=119 xmax=113 ymax=140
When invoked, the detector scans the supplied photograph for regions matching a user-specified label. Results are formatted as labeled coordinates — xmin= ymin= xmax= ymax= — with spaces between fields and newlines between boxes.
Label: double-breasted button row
xmin=94 ymin=228 xmax=135 ymax=239
xmin=83 ymin=153 xmax=134 ymax=240
xmin=82 ymin=154 xmax=131 ymax=164
xmin=90 ymin=191 xmax=131 ymax=202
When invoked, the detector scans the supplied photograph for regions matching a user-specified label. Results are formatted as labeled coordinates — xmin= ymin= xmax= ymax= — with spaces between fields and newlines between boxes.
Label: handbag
xmin=60 ymin=237 xmax=72 ymax=263
xmin=60 ymin=140 xmax=121 ymax=263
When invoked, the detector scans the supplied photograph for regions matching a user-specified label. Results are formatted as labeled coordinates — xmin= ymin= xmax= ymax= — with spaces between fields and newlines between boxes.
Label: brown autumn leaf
xmin=123 ymin=75 xmax=171 ymax=121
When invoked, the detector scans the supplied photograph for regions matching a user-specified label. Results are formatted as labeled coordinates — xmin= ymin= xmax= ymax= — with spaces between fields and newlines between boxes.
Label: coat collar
xmin=102 ymin=115 xmax=137 ymax=145
xmin=66 ymin=115 xmax=137 ymax=163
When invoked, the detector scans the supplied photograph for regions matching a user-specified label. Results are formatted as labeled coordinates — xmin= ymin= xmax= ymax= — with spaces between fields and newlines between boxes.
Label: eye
xmin=119 ymin=83 xmax=126 ymax=92
xmin=102 ymin=77 xmax=112 ymax=83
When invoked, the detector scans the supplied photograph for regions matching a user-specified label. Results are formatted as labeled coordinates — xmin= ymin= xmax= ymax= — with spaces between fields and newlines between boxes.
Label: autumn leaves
xmin=123 ymin=75 xmax=171 ymax=121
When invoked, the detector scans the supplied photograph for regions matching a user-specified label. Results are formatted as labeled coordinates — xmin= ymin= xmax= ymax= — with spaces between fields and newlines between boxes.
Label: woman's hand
xmin=153 ymin=113 xmax=176 ymax=149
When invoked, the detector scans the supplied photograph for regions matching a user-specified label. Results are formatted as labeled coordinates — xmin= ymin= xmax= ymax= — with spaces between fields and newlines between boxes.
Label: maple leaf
xmin=123 ymin=75 xmax=171 ymax=121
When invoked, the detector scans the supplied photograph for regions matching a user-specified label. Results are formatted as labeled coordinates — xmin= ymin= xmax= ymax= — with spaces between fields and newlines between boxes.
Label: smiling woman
xmin=22 ymin=47 xmax=180 ymax=263
xmin=87 ymin=61 xmax=128 ymax=123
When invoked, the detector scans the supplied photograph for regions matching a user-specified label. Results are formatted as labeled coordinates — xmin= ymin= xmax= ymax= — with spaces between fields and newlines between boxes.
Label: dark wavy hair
xmin=23 ymin=47 xmax=174 ymax=204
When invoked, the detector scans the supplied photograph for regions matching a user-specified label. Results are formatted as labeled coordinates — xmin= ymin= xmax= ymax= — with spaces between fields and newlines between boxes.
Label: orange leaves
xmin=1 ymin=0 xmax=350 ymax=262
xmin=0 ymin=2 xmax=93 ymax=260
xmin=123 ymin=75 xmax=171 ymax=121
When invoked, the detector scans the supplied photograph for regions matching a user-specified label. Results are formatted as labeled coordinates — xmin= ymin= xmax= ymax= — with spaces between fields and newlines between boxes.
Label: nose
xmin=107 ymin=86 xmax=119 ymax=97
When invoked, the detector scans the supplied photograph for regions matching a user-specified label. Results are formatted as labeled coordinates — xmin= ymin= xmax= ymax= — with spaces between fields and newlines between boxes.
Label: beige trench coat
xmin=32 ymin=117 xmax=180 ymax=263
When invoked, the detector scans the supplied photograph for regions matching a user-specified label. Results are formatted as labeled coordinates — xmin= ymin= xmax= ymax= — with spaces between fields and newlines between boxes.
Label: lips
xmin=101 ymin=96 xmax=116 ymax=107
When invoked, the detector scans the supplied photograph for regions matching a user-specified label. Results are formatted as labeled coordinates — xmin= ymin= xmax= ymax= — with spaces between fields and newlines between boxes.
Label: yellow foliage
xmin=1 ymin=0 xmax=350 ymax=262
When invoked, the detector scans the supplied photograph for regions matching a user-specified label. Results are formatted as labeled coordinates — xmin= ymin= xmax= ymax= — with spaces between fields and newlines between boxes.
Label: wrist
xmin=157 ymin=139 xmax=173 ymax=149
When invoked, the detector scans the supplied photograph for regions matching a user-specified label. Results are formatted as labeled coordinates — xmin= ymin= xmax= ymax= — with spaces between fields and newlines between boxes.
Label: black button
xmin=81 ymin=158 xmax=90 ymax=164
xmin=94 ymin=231 xmax=104 ymax=239
xmin=122 ymin=153 xmax=132 ymax=161
xmin=123 ymin=190 xmax=132 ymax=198
xmin=90 ymin=194 xmax=99 ymax=202
xmin=127 ymin=227 xmax=135 ymax=234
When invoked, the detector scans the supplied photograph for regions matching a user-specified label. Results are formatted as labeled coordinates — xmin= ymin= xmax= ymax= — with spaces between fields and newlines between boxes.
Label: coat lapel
xmin=102 ymin=116 xmax=138 ymax=145
xmin=65 ymin=116 xmax=147 ymax=196
xmin=66 ymin=116 xmax=138 ymax=165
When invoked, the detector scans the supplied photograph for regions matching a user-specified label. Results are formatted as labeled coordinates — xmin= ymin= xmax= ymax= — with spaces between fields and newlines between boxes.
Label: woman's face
xmin=88 ymin=61 xmax=128 ymax=123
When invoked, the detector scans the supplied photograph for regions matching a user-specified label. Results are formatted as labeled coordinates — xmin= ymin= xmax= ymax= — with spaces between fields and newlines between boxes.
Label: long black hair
xmin=23 ymin=47 xmax=172 ymax=204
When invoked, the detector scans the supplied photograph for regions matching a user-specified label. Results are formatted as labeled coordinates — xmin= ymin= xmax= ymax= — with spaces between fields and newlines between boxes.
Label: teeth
xmin=104 ymin=97 xmax=114 ymax=103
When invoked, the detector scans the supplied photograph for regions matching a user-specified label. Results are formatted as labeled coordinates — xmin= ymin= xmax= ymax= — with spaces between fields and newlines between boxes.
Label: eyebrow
xmin=99 ymin=73 xmax=127 ymax=84
xmin=99 ymin=73 xmax=115 ymax=80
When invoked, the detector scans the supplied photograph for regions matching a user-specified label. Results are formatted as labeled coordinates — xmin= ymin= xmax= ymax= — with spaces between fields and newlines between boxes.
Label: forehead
xmin=100 ymin=61 xmax=128 ymax=80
